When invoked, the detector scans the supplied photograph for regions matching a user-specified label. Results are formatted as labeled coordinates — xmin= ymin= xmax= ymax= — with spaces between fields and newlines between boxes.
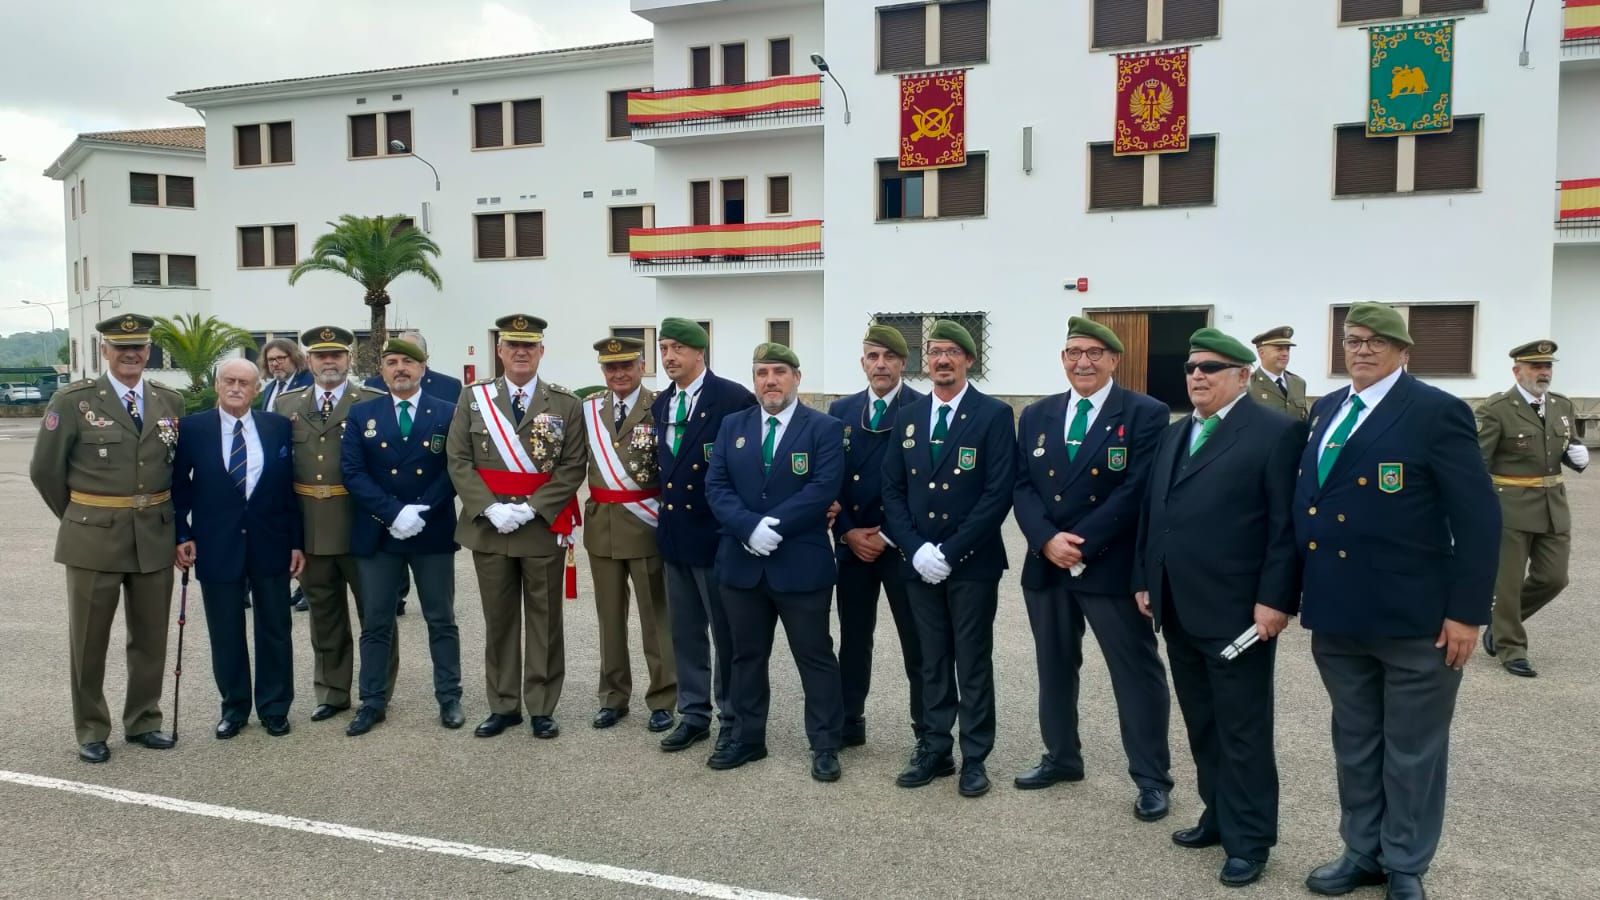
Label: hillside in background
xmin=0 ymin=329 xmax=68 ymax=367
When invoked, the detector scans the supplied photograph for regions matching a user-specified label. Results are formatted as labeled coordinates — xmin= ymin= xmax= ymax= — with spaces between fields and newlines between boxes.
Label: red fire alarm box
xmin=463 ymin=364 xmax=476 ymax=384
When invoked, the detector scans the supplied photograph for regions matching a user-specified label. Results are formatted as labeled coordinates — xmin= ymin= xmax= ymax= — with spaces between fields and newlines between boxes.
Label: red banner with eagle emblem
xmin=1113 ymin=47 xmax=1190 ymax=156
xmin=899 ymin=70 xmax=966 ymax=171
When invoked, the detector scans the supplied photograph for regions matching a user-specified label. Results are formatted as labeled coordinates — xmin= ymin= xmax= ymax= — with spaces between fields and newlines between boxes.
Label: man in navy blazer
xmin=706 ymin=343 xmax=846 ymax=781
xmin=881 ymin=320 xmax=1015 ymax=798
xmin=341 ymin=338 xmax=464 ymax=737
xmin=651 ymin=317 xmax=757 ymax=754
xmin=259 ymin=337 xmax=314 ymax=412
xmin=1295 ymin=304 xmax=1499 ymax=900
xmin=361 ymin=330 xmax=461 ymax=401
xmin=173 ymin=358 xmax=303 ymax=739
xmin=828 ymin=325 xmax=925 ymax=756
xmin=1012 ymin=316 xmax=1174 ymax=821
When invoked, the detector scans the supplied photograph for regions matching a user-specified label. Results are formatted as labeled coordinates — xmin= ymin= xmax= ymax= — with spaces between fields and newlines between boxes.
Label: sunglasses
xmin=1183 ymin=361 xmax=1245 ymax=376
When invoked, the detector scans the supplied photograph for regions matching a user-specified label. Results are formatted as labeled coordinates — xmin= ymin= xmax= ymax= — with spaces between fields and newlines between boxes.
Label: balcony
xmin=1564 ymin=1 xmax=1600 ymax=64
xmin=629 ymin=220 xmax=823 ymax=277
xmin=628 ymin=75 xmax=823 ymax=146
xmin=1556 ymin=179 xmax=1600 ymax=244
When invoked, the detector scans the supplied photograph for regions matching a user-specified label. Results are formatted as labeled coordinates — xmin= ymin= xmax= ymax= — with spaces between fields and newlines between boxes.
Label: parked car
xmin=0 ymin=383 xmax=43 ymax=403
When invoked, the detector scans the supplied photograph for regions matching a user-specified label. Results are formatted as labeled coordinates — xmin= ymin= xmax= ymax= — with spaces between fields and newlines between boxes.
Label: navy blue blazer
xmin=172 ymin=409 xmax=302 ymax=583
xmin=651 ymin=370 xmax=757 ymax=567
xmin=828 ymin=383 xmax=922 ymax=567
xmin=363 ymin=367 xmax=459 ymax=403
xmin=706 ymin=403 xmax=846 ymax=593
xmin=881 ymin=385 xmax=1016 ymax=581
xmin=260 ymin=369 xmax=313 ymax=411
xmin=341 ymin=393 xmax=459 ymax=557
xmin=1295 ymin=372 xmax=1500 ymax=637
xmin=1013 ymin=384 xmax=1168 ymax=594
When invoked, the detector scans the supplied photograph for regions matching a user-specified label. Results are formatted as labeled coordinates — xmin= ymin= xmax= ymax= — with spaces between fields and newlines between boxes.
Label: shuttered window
xmin=1418 ymin=0 xmax=1484 ymax=13
xmin=767 ymin=320 xmax=793 ymax=346
xmin=721 ymin=179 xmax=746 ymax=225
xmin=239 ymin=227 xmax=266 ymax=268
xmin=769 ymin=38 xmax=791 ymax=76
xmin=273 ymin=226 xmax=296 ymax=268
xmin=768 ymin=175 xmax=791 ymax=216
xmin=268 ymin=122 xmax=293 ymax=163
xmin=610 ymin=205 xmax=646 ymax=255
xmin=1334 ymin=125 xmax=1398 ymax=196
xmin=386 ymin=110 xmax=412 ymax=151
xmin=939 ymin=0 xmax=988 ymax=65
xmin=722 ymin=43 xmax=746 ymax=85
xmin=167 ymin=255 xmax=197 ymax=287
xmin=1088 ymin=143 xmax=1145 ymax=210
xmin=937 ymin=153 xmax=987 ymax=218
xmin=691 ymin=180 xmax=712 ymax=225
xmin=1340 ymin=0 xmax=1403 ymax=23
xmin=130 ymin=173 xmax=159 ymax=206
xmin=691 ymin=46 xmax=712 ymax=88
xmin=513 ymin=212 xmax=545 ymax=258
xmin=1162 ymin=0 xmax=1220 ymax=42
xmin=350 ymin=114 xmax=379 ymax=157
xmin=1093 ymin=0 xmax=1148 ymax=49
xmin=473 ymin=101 xmax=541 ymax=148
xmin=512 ymin=100 xmax=541 ymax=145
xmin=475 ymin=214 xmax=507 ymax=259
xmin=1157 ymin=136 xmax=1217 ymax=206
xmin=236 ymin=125 xmax=262 ymax=166
xmin=1405 ymin=304 xmax=1475 ymax=375
xmin=166 ymin=176 xmax=194 ymax=208
xmin=474 ymin=103 xmax=504 ymax=148
xmin=878 ymin=6 xmax=926 ymax=71
xmin=1413 ymin=116 xmax=1480 ymax=192
xmin=607 ymin=89 xmax=635 ymax=139
xmin=132 ymin=253 xmax=161 ymax=286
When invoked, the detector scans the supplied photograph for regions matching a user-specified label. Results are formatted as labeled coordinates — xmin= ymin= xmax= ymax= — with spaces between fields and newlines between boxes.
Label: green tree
xmin=287 ymin=214 xmax=443 ymax=373
xmin=151 ymin=313 xmax=256 ymax=410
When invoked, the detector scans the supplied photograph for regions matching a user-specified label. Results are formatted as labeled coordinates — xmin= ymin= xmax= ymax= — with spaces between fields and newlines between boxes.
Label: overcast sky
xmin=0 ymin=0 xmax=648 ymax=337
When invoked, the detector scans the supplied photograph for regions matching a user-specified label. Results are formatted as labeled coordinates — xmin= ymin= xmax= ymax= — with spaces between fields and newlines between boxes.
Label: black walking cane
xmin=173 ymin=569 xmax=189 ymax=742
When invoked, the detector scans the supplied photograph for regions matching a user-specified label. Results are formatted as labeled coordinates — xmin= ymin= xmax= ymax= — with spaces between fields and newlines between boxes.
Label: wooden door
xmin=1088 ymin=311 xmax=1149 ymax=393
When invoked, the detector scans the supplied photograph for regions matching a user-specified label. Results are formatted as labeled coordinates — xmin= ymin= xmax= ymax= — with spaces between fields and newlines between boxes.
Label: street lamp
xmin=389 ymin=140 xmax=440 ymax=191
xmin=810 ymin=53 xmax=851 ymax=125
xmin=20 ymin=299 xmax=60 ymax=362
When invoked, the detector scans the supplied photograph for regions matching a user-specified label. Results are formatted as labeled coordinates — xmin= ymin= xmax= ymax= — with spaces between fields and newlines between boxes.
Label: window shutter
xmin=168 ymin=255 xmax=197 ymax=287
xmin=1418 ymin=0 xmax=1482 ymax=14
xmin=385 ymin=111 xmax=412 ymax=152
xmin=236 ymin=125 xmax=262 ymax=166
xmin=1162 ymin=0 xmax=1220 ymax=42
xmin=1413 ymin=116 xmax=1479 ymax=192
xmin=768 ymin=176 xmax=791 ymax=215
xmin=476 ymin=214 xmax=506 ymax=259
xmin=132 ymin=253 xmax=162 ymax=285
xmin=1340 ymin=0 xmax=1404 ymax=22
xmin=611 ymin=206 xmax=644 ymax=255
xmin=1330 ymin=305 xmax=1351 ymax=376
xmin=1158 ymin=136 xmax=1217 ymax=206
xmin=878 ymin=6 xmax=926 ymax=71
xmin=1093 ymin=0 xmax=1148 ymax=49
xmin=722 ymin=44 xmax=746 ymax=85
xmin=129 ymin=173 xmax=159 ymax=206
xmin=166 ymin=175 xmax=194 ymax=208
xmin=268 ymin=122 xmax=293 ymax=163
xmin=691 ymin=181 xmax=712 ymax=225
xmin=474 ymin=103 xmax=503 ymax=148
xmin=691 ymin=47 xmax=712 ymax=88
xmin=512 ymin=99 xmax=542 ymax=145
xmin=937 ymin=153 xmax=987 ymax=218
xmin=514 ymin=212 xmax=544 ymax=258
xmin=1406 ymin=305 xmax=1475 ymax=375
xmin=240 ymin=227 xmax=266 ymax=268
xmin=767 ymin=320 xmax=792 ymax=346
xmin=1334 ymin=126 xmax=1398 ymax=196
xmin=769 ymin=38 xmax=791 ymax=76
xmin=1088 ymin=143 xmax=1145 ymax=209
xmin=350 ymin=114 xmax=378 ymax=157
xmin=939 ymin=0 xmax=988 ymax=66
xmin=608 ymin=90 xmax=632 ymax=139
xmin=272 ymin=226 xmax=296 ymax=267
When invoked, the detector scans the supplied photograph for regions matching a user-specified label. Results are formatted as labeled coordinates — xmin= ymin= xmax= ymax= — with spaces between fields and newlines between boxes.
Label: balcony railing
xmin=628 ymin=75 xmax=822 ymax=134
xmin=1565 ymin=0 xmax=1600 ymax=55
xmin=1557 ymin=179 xmax=1600 ymax=240
xmin=629 ymin=220 xmax=823 ymax=271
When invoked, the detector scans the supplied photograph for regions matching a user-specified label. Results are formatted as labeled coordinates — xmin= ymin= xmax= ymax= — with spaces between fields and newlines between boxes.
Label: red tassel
xmin=564 ymin=546 xmax=577 ymax=600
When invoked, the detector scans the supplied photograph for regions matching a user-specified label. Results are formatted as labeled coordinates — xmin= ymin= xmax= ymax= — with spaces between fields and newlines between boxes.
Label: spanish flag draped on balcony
xmin=629 ymin=221 xmax=823 ymax=261
xmin=627 ymin=75 xmax=821 ymax=125
xmin=1567 ymin=0 xmax=1600 ymax=41
xmin=1559 ymin=179 xmax=1600 ymax=221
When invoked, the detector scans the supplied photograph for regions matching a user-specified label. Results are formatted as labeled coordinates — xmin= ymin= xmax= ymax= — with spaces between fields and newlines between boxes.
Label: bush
xmin=180 ymin=387 xmax=217 ymax=414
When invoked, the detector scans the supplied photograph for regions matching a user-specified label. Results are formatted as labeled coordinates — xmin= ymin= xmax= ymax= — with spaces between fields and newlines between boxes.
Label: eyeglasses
xmin=1342 ymin=336 xmax=1393 ymax=353
xmin=1183 ymin=361 xmax=1245 ymax=376
xmin=925 ymin=347 xmax=967 ymax=360
xmin=264 ymin=354 xmax=289 ymax=363
xmin=1063 ymin=347 xmax=1108 ymax=362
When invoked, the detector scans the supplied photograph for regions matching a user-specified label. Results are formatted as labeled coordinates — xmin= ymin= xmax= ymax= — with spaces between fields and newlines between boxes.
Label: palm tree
xmin=287 ymin=214 xmax=443 ymax=373
xmin=151 ymin=313 xmax=255 ymax=394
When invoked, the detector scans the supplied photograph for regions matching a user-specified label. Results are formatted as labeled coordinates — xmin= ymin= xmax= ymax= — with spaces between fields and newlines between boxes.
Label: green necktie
xmin=931 ymin=404 xmax=951 ymax=464
xmin=671 ymin=390 xmax=688 ymax=455
xmin=1189 ymin=414 xmax=1219 ymax=456
xmin=1317 ymin=395 xmax=1367 ymax=486
xmin=762 ymin=415 xmax=779 ymax=472
xmin=397 ymin=399 xmax=413 ymax=438
xmin=870 ymin=397 xmax=888 ymax=429
xmin=1066 ymin=397 xmax=1092 ymax=461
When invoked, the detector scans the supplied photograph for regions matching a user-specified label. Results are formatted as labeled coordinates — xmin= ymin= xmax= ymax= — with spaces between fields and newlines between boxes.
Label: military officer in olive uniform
xmin=31 ymin=314 xmax=185 ymax=763
xmin=275 ymin=325 xmax=396 ymax=719
xmin=1475 ymin=339 xmax=1588 ymax=678
xmin=1249 ymin=327 xmax=1309 ymax=421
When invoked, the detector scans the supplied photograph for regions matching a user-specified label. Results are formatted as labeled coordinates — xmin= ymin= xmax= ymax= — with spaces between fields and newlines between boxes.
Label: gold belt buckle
xmin=316 ymin=485 xmax=335 ymax=499
xmin=132 ymin=493 xmax=153 ymax=509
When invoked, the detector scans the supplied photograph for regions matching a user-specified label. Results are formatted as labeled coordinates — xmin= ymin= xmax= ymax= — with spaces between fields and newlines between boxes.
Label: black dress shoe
xmin=262 ymin=716 xmax=291 ymax=737
xmin=79 ymin=741 xmax=110 ymax=763
xmin=958 ymin=762 xmax=991 ymax=797
xmin=474 ymin=712 xmax=524 ymax=737
xmin=530 ymin=716 xmax=560 ymax=739
xmin=1306 ymin=856 xmax=1387 ymax=896
xmin=714 ymin=728 xmax=733 ymax=752
xmin=1220 ymin=857 xmax=1267 ymax=887
xmin=1504 ymin=658 xmax=1538 ymax=678
xmin=647 ymin=709 xmax=674 ymax=732
xmin=1135 ymin=787 xmax=1171 ymax=822
xmin=346 ymin=706 xmax=386 ymax=737
xmin=1482 ymin=626 xmax=1496 ymax=657
xmin=592 ymin=707 xmax=628 ymax=729
xmin=215 ymin=719 xmax=246 ymax=740
xmin=660 ymin=722 xmax=710 ymax=752
xmin=1172 ymin=824 xmax=1223 ymax=849
xmin=1386 ymin=873 xmax=1426 ymax=900
xmin=896 ymin=751 xmax=957 ymax=787
xmin=706 ymin=740 xmax=768 ymax=770
xmin=311 ymin=703 xmax=349 ymax=722
xmin=1013 ymin=761 xmax=1085 ymax=790
xmin=812 ymin=749 xmax=841 ymax=782
xmin=126 ymin=730 xmax=176 ymax=749
xmin=439 ymin=700 xmax=465 ymax=729
xmin=291 ymin=587 xmax=308 ymax=612
xmin=842 ymin=719 xmax=866 ymax=748
xmin=396 ymin=599 xmax=407 ymax=616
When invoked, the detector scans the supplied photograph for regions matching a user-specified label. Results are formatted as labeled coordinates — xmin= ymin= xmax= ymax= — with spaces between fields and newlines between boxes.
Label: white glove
xmin=912 ymin=543 xmax=951 ymax=584
xmin=508 ymin=502 xmax=536 ymax=529
xmin=389 ymin=504 xmax=428 ymax=540
xmin=484 ymin=503 xmax=515 ymax=532
xmin=1567 ymin=443 xmax=1589 ymax=468
xmin=748 ymin=517 xmax=783 ymax=555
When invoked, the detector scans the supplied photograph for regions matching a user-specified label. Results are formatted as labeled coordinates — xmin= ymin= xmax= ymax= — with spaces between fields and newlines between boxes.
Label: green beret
xmin=1344 ymin=302 xmax=1412 ymax=346
xmin=381 ymin=338 xmax=427 ymax=364
xmin=660 ymin=317 xmax=709 ymax=350
xmin=752 ymin=342 xmax=800 ymax=369
xmin=1066 ymin=316 xmax=1125 ymax=354
xmin=927 ymin=319 xmax=976 ymax=358
xmin=1510 ymin=339 xmax=1558 ymax=363
xmin=1188 ymin=327 xmax=1255 ymax=364
xmin=863 ymin=324 xmax=910 ymax=359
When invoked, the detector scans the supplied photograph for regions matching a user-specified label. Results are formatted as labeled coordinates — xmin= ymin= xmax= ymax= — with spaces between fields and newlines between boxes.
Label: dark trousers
xmin=722 ymin=579 xmax=844 ymax=750
xmin=302 ymin=551 xmax=396 ymax=708
xmin=199 ymin=574 xmax=294 ymax=723
xmin=664 ymin=561 xmax=736 ymax=731
xmin=1312 ymin=632 xmax=1464 ymax=876
xmin=356 ymin=550 xmax=461 ymax=710
xmin=1164 ymin=599 xmax=1278 ymax=861
xmin=1023 ymin=583 xmax=1173 ymax=790
xmin=906 ymin=578 xmax=998 ymax=763
xmin=836 ymin=555 xmax=925 ymax=741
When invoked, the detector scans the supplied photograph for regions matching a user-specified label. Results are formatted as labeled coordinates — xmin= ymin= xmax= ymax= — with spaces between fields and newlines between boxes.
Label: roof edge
xmin=44 ymin=136 xmax=206 ymax=181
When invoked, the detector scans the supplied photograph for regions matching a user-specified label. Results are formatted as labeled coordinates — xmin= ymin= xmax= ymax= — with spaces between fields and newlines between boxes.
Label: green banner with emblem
xmin=1367 ymin=20 xmax=1454 ymax=137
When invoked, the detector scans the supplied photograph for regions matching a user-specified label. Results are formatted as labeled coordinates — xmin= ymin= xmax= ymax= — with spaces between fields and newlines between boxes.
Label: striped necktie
xmin=229 ymin=419 xmax=248 ymax=496
xmin=125 ymin=390 xmax=143 ymax=432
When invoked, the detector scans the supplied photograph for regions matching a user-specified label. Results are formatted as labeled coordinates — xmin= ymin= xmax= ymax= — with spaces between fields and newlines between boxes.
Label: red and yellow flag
xmin=628 ymin=221 xmax=823 ymax=260
xmin=899 ymin=70 xmax=966 ymax=171
xmin=1114 ymin=47 xmax=1190 ymax=156
xmin=627 ymin=75 xmax=821 ymax=125
xmin=1566 ymin=0 xmax=1600 ymax=40
xmin=1560 ymin=178 xmax=1600 ymax=220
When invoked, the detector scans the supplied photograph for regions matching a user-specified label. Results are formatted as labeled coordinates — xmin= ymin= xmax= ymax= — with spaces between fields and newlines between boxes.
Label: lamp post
xmin=389 ymin=140 xmax=440 ymax=191
xmin=21 ymin=299 xmax=61 ymax=367
xmin=810 ymin=53 xmax=851 ymax=125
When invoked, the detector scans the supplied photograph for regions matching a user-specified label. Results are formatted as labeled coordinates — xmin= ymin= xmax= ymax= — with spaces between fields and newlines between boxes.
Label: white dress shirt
xmin=391 ymin=389 xmax=425 ymax=441
xmin=110 ymin=375 xmax=145 ymax=421
xmin=1189 ymin=393 xmax=1247 ymax=452
xmin=612 ymin=386 xmax=642 ymax=426
xmin=504 ymin=374 xmax=539 ymax=409
xmin=1515 ymin=384 xmax=1546 ymax=417
xmin=928 ymin=382 xmax=970 ymax=436
xmin=666 ymin=369 xmax=707 ymax=443
xmin=315 ymin=382 xmax=348 ymax=411
xmin=1317 ymin=366 xmax=1405 ymax=464
xmin=219 ymin=408 xmax=264 ymax=499
xmin=1065 ymin=378 xmax=1116 ymax=447
xmin=759 ymin=398 xmax=800 ymax=459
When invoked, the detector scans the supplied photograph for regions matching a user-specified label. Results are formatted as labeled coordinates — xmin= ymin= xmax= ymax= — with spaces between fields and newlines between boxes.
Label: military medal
xmin=905 ymin=424 xmax=915 ymax=437
xmin=78 ymin=400 xmax=90 ymax=412
xmin=98 ymin=448 xmax=108 ymax=458
xmin=470 ymin=401 xmax=480 ymax=411
xmin=736 ymin=436 xmax=746 ymax=449
xmin=364 ymin=417 xmax=378 ymax=438
xmin=1033 ymin=447 xmax=1046 ymax=457
xmin=903 ymin=438 xmax=916 ymax=449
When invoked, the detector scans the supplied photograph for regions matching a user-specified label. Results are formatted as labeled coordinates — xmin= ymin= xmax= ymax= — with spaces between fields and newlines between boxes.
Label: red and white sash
xmin=475 ymin=380 xmax=538 ymax=474
xmin=585 ymin=396 xmax=660 ymax=528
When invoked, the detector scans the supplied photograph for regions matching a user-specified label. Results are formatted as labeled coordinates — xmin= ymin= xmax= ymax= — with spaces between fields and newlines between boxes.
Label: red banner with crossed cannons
xmin=899 ymin=70 xmax=966 ymax=171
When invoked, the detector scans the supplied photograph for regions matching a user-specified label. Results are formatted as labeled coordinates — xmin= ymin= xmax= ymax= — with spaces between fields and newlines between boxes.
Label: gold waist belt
xmin=294 ymin=483 xmax=350 ymax=499
xmin=69 ymin=489 xmax=171 ymax=509
xmin=1491 ymin=474 xmax=1563 ymax=488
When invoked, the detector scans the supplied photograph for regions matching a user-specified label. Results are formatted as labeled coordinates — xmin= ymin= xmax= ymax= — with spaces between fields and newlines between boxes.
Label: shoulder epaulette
xmin=281 ymin=385 xmax=310 ymax=396
xmin=59 ymin=379 xmax=97 ymax=395
xmin=546 ymin=382 xmax=576 ymax=397
xmin=359 ymin=385 xmax=389 ymax=396
xmin=1547 ymin=390 xmax=1572 ymax=402
xmin=149 ymin=382 xmax=183 ymax=397
xmin=1479 ymin=390 xmax=1512 ymax=408
xmin=469 ymin=378 xmax=495 ymax=387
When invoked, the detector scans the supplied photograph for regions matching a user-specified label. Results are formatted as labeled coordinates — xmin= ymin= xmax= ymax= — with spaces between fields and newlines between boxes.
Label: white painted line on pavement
xmin=0 ymin=769 xmax=814 ymax=900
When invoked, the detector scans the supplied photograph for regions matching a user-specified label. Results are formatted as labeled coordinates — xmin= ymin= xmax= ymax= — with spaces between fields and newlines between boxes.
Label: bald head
xmin=216 ymin=357 xmax=261 ymax=415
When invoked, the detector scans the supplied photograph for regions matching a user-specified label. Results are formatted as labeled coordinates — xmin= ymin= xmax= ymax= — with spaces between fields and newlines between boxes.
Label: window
xmin=238 ymin=225 xmax=297 ymax=268
xmin=146 ymin=343 xmax=168 ymax=370
xmin=1333 ymin=117 xmax=1481 ymax=197
xmin=71 ymin=339 xmax=78 ymax=371
xmin=939 ymin=0 xmax=989 ymax=65
xmin=876 ymin=152 xmax=988 ymax=220
xmin=349 ymin=111 xmax=411 ymax=158
xmin=83 ymin=257 xmax=89 ymax=291
xmin=1087 ymin=145 xmax=1145 ymax=210
xmin=873 ymin=311 xmax=989 ymax=378
xmin=698 ymin=320 xmax=714 ymax=367
xmin=767 ymin=175 xmax=791 ymax=216
xmin=721 ymin=179 xmax=746 ymax=225
xmin=131 ymin=253 xmax=196 ymax=287
xmin=475 ymin=211 xmax=544 ymax=260
xmin=236 ymin=121 xmax=293 ymax=166
xmin=1329 ymin=303 xmax=1476 ymax=376
xmin=609 ymin=205 xmax=651 ymax=256
xmin=81 ymin=179 xmax=86 ymax=213
xmin=473 ymin=100 xmax=542 ymax=149
xmin=878 ymin=1 xmax=989 ymax=71
xmin=1156 ymin=137 xmax=1217 ymax=206
xmin=1086 ymin=137 xmax=1217 ymax=210
xmin=769 ymin=38 xmax=792 ymax=76
xmin=611 ymin=326 xmax=658 ymax=375
xmin=391 ymin=217 xmax=416 ymax=236
xmin=133 ymin=253 xmax=161 ymax=286
xmin=691 ymin=46 xmax=712 ymax=88
xmin=1092 ymin=0 xmax=1218 ymax=48
xmin=70 ymin=185 xmax=76 ymax=220
xmin=1412 ymin=117 xmax=1481 ymax=192
xmin=131 ymin=173 xmax=159 ymax=205
xmin=73 ymin=260 xmax=79 ymax=294
xmin=1340 ymin=0 xmax=1481 ymax=24
xmin=691 ymin=180 xmax=713 ymax=225
xmin=607 ymin=89 xmax=646 ymax=140
xmin=129 ymin=173 xmax=194 ymax=208
xmin=721 ymin=43 xmax=746 ymax=85
xmin=766 ymin=319 xmax=792 ymax=347
xmin=878 ymin=6 xmax=926 ymax=71
xmin=167 ymin=176 xmax=195 ymax=208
